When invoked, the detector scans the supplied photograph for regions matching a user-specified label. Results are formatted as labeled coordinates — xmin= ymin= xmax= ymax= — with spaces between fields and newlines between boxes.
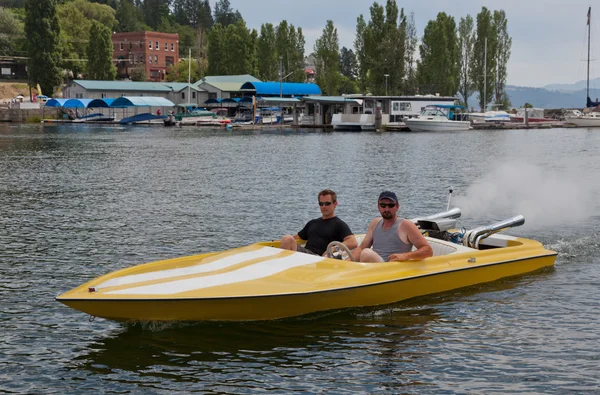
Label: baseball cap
xmin=378 ymin=191 xmax=398 ymax=203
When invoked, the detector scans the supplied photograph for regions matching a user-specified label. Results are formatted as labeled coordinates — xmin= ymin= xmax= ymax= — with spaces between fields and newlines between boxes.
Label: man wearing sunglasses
xmin=280 ymin=189 xmax=357 ymax=256
xmin=351 ymin=191 xmax=432 ymax=262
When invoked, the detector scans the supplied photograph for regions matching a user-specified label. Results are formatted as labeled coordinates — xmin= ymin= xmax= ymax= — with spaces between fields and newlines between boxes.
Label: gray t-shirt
xmin=372 ymin=218 xmax=413 ymax=261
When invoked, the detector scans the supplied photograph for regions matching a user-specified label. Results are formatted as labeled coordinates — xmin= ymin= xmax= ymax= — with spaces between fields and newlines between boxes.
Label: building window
xmin=149 ymin=55 xmax=152 ymax=64
xmin=181 ymin=92 xmax=185 ymax=100
xmin=149 ymin=40 xmax=153 ymax=49
xmin=192 ymin=91 xmax=196 ymax=99
xmin=139 ymin=40 xmax=142 ymax=48
xmin=166 ymin=56 xmax=174 ymax=66
xmin=129 ymin=42 xmax=132 ymax=50
xmin=120 ymin=42 xmax=123 ymax=50
xmin=101 ymin=93 xmax=107 ymax=98
xmin=165 ymin=42 xmax=168 ymax=51
xmin=139 ymin=55 xmax=144 ymax=63
xmin=155 ymin=41 xmax=159 ymax=50
xmin=171 ymin=43 xmax=174 ymax=51
xmin=154 ymin=55 xmax=158 ymax=64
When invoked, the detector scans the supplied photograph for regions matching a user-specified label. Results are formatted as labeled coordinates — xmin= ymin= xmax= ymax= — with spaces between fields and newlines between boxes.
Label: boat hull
xmin=56 ymin=237 xmax=556 ymax=322
xmin=403 ymin=119 xmax=471 ymax=132
xmin=564 ymin=115 xmax=600 ymax=127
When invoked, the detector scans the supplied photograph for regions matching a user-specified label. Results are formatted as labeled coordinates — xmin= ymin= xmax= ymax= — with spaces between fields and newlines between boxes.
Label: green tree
xmin=142 ymin=0 xmax=170 ymax=29
xmin=207 ymin=20 xmax=255 ymax=75
xmin=404 ymin=12 xmax=418 ymax=94
xmin=471 ymin=7 xmax=498 ymax=110
xmin=457 ymin=15 xmax=475 ymax=106
xmin=417 ymin=12 xmax=460 ymax=96
xmin=116 ymin=0 xmax=145 ymax=32
xmin=165 ymin=57 xmax=201 ymax=82
xmin=364 ymin=2 xmax=385 ymax=94
xmin=86 ymin=21 xmax=116 ymax=80
xmin=213 ymin=0 xmax=241 ymax=27
xmin=354 ymin=14 xmax=368 ymax=93
xmin=274 ymin=21 xmax=305 ymax=83
xmin=25 ymin=0 xmax=62 ymax=96
xmin=173 ymin=0 xmax=212 ymax=28
xmin=0 ymin=8 xmax=24 ymax=56
xmin=257 ymin=23 xmax=278 ymax=81
xmin=314 ymin=20 xmax=341 ymax=95
xmin=129 ymin=66 xmax=146 ymax=81
xmin=493 ymin=10 xmax=511 ymax=108
xmin=340 ymin=47 xmax=357 ymax=80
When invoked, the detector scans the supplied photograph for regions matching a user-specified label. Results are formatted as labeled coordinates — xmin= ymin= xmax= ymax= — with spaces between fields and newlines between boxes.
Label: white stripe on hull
xmin=106 ymin=250 xmax=325 ymax=295
xmin=98 ymin=247 xmax=282 ymax=288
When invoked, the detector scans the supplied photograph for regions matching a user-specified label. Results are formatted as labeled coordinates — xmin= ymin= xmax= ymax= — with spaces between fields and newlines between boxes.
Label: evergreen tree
xmin=142 ymin=0 xmax=170 ymax=30
xmin=457 ymin=15 xmax=475 ymax=106
xmin=257 ymin=23 xmax=278 ymax=81
xmin=116 ymin=0 xmax=145 ymax=32
xmin=471 ymin=7 xmax=498 ymax=110
xmin=339 ymin=47 xmax=357 ymax=80
xmin=494 ymin=10 xmax=511 ymax=108
xmin=86 ymin=21 xmax=116 ymax=80
xmin=314 ymin=20 xmax=341 ymax=95
xmin=25 ymin=0 xmax=62 ymax=96
xmin=214 ymin=0 xmax=241 ymax=27
xmin=404 ymin=12 xmax=418 ymax=94
xmin=354 ymin=14 xmax=368 ymax=93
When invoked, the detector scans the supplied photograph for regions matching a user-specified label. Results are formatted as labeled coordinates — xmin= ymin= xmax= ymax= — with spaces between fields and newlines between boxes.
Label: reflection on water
xmin=1 ymin=124 xmax=600 ymax=394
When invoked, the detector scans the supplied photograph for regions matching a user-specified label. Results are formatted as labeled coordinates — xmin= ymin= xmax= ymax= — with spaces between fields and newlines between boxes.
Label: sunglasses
xmin=379 ymin=202 xmax=396 ymax=208
xmin=319 ymin=201 xmax=333 ymax=206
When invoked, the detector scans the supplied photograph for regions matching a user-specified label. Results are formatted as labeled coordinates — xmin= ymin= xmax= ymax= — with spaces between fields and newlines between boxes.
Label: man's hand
xmin=387 ymin=253 xmax=407 ymax=262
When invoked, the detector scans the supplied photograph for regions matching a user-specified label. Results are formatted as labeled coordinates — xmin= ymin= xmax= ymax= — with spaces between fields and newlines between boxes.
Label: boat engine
xmin=411 ymin=208 xmax=461 ymax=241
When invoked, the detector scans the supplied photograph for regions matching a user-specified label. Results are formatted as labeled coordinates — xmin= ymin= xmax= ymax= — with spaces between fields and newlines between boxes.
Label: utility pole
xmin=384 ymin=74 xmax=389 ymax=96
xmin=483 ymin=37 xmax=487 ymax=111
xmin=187 ymin=48 xmax=191 ymax=103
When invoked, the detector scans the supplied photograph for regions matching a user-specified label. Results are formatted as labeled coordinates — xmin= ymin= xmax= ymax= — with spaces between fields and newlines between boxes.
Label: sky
xmin=222 ymin=0 xmax=599 ymax=88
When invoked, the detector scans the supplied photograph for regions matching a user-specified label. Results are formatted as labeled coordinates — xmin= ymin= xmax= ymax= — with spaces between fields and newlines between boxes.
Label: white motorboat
xmin=403 ymin=105 xmax=471 ymax=132
xmin=564 ymin=108 xmax=600 ymax=127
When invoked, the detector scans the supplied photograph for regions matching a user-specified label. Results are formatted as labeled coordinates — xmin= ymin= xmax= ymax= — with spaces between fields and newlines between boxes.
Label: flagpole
xmin=587 ymin=7 xmax=591 ymax=101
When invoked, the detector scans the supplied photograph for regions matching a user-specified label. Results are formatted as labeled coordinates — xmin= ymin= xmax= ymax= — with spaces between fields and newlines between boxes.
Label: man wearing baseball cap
xmin=351 ymin=191 xmax=432 ymax=262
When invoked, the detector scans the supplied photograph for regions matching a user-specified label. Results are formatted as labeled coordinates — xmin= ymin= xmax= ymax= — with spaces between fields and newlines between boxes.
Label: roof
xmin=45 ymin=98 xmax=69 ymax=107
xmin=110 ymin=96 xmax=175 ymax=107
xmin=301 ymin=95 xmax=359 ymax=104
xmin=240 ymin=82 xmax=321 ymax=96
xmin=160 ymin=82 xmax=201 ymax=92
xmin=195 ymin=74 xmax=261 ymax=92
xmin=88 ymin=98 xmax=115 ymax=108
xmin=63 ymin=99 xmax=93 ymax=108
xmin=257 ymin=97 xmax=302 ymax=104
xmin=72 ymin=80 xmax=173 ymax=92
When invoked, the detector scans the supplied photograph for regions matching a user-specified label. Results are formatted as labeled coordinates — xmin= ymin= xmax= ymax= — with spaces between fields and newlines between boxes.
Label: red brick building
xmin=112 ymin=31 xmax=179 ymax=81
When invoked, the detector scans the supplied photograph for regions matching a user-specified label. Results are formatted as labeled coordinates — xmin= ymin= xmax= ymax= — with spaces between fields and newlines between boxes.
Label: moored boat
xmin=403 ymin=105 xmax=471 ymax=132
xmin=56 ymin=209 xmax=557 ymax=322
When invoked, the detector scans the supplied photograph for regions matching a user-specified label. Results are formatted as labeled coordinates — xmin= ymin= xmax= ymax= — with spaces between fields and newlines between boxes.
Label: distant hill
xmin=543 ymin=77 xmax=600 ymax=92
xmin=466 ymin=85 xmax=600 ymax=109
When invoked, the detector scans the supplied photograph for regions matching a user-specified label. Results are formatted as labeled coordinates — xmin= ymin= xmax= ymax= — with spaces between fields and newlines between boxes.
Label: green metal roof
xmin=195 ymin=74 xmax=261 ymax=92
xmin=72 ymin=80 xmax=173 ymax=92
xmin=302 ymin=95 xmax=359 ymax=104
xmin=161 ymin=82 xmax=200 ymax=92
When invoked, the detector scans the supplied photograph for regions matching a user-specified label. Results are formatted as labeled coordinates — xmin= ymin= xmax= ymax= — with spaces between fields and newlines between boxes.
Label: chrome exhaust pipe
xmin=463 ymin=215 xmax=525 ymax=249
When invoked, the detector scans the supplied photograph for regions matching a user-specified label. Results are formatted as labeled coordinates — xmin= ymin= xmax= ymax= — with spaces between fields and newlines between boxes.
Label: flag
xmin=588 ymin=7 xmax=591 ymax=25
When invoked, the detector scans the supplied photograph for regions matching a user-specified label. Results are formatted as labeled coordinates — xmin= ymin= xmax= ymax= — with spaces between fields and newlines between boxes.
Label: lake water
xmin=1 ymin=123 xmax=599 ymax=394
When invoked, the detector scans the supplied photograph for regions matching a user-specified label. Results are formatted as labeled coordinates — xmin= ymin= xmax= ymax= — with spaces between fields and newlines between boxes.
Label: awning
xmin=240 ymin=82 xmax=321 ymax=96
xmin=44 ymin=98 xmax=69 ymax=107
xmin=110 ymin=96 xmax=175 ymax=107
xmin=63 ymin=99 xmax=94 ymax=108
xmin=87 ymin=98 xmax=115 ymax=108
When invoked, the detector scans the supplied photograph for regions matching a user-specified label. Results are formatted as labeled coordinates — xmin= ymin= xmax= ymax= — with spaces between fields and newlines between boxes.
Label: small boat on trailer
xmin=56 ymin=209 xmax=557 ymax=322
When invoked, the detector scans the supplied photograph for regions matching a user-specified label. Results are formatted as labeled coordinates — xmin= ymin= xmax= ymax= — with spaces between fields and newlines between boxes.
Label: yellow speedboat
xmin=56 ymin=211 xmax=557 ymax=321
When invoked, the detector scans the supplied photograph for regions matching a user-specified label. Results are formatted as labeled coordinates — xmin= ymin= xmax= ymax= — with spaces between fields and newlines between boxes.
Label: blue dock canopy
xmin=44 ymin=98 xmax=69 ymax=107
xmin=87 ymin=98 xmax=115 ymax=108
xmin=111 ymin=96 xmax=175 ymax=107
xmin=240 ymin=82 xmax=321 ymax=96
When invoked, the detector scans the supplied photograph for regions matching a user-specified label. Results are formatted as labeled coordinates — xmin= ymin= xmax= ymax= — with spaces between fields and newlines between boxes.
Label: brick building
xmin=112 ymin=31 xmax=179 ymax=82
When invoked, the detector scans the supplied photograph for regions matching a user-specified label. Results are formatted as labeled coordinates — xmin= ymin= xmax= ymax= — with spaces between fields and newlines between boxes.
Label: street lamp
xmin=384 ymin=74 xmax=390 ymax=96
